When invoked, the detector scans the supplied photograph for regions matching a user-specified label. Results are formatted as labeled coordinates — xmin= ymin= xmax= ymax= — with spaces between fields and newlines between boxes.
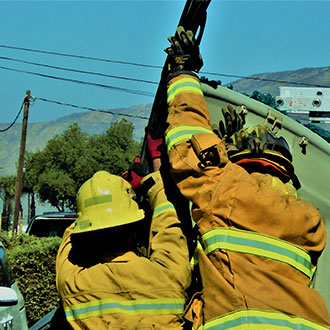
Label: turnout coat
xmin=165 ymin=74 xmax=330 ymax=330
xmin=56 ymin=171 xmax=191 ymax=330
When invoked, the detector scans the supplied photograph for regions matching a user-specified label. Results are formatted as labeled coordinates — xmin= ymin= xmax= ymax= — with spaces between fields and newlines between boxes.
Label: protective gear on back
xmin=73 ymin=171 xmax=144 ymax=234
xmin=228 ymin=125 xmax=301 ymax=189
xmin=165 ymin=26 xmax=203 ymax=77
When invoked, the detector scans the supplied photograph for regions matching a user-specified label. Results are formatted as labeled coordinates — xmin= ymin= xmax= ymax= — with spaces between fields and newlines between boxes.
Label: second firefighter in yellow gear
xmin=56 ymin=169 xmax=191 ymax=329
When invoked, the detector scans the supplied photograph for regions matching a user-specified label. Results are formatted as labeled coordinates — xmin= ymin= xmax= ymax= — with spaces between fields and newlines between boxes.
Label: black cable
xmin=1 ymin=45 xmax=329 ymax=88
xmin=0 ymin=44 xmax=162 ymax=69
xmin=34 ymin=97 xmax=149 ymax=120
xmin=0 ymin=65 xmax=155 ymax=97
xmin=0 ymin=102 xmax=24 ymax=132
xmin=0 ymin=56 xmax=158 ymax=85
xmin=1 ymin=44 xmax=329 ymax=88
xmin=203 ymin=71 xmax=330 ymax=88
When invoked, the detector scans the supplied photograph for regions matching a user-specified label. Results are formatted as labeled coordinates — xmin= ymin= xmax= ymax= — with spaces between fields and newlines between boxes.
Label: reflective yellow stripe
xmin=65 ymin=298 xmax=185 ymax=321
xmin=196 ymin=309 xmax=330 ymax=330
xmin=201 ymin=228 xmax=314 ymax=279
xmin=168 ymin=76 xmax=200 ymax=91
xmin=165 ymin=126 xmax=213 ymax=153
xmin=167 ymin=76 xmax=203 ymax=103
xmin=153 ymin=201 xmax=176 ymax=218
xmin=84 ymin=195 xmax=111 ymax=208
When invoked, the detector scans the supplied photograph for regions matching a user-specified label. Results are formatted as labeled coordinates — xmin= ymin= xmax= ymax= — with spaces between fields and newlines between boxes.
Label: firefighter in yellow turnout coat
xmin=56 ymin=169 xmax=191 ymax=329
xmin=164 ymin=28 xmax=330 ymax=329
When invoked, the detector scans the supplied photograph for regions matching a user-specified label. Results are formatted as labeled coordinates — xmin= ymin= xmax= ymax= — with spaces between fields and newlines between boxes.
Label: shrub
xmin=0 ymin=231 xmax=62 ymax=327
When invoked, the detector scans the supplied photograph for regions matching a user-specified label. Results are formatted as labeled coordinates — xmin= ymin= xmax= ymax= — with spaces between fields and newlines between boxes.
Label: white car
xmin=0 ymin=241 xmax=28 ymax=330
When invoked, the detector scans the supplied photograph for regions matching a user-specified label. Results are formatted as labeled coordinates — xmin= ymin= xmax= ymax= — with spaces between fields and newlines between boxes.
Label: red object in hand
xmin=147 ymin=132 xmax=162 ymax=159
xmin=133 ymin=155 xmax=142 ymax=163
xmin=122 ymin=156 xmax=145 ymax=189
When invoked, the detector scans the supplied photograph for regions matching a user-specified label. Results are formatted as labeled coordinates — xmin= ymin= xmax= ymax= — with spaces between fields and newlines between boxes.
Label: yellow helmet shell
xmin=72 ymin=171 xmax=144 ymax=234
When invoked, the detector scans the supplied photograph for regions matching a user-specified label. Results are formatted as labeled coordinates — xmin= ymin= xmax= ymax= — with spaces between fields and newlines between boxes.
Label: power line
xmin=1 ymin=44 xmax=329 ymax=89
xmin=0 ymin=65 xmax=155 ymax=97
xmin=0 ymin=44 xmax=162 ymax=69
xmin=0 ymin=102 xmax=24 ymax=132
xmin=203 ymin=71 xmax=330 ymax=89
xmin=34 ymin=97 xmax=149 ymax=120
xmin=0 ymin=56 xmax=158 ymax=85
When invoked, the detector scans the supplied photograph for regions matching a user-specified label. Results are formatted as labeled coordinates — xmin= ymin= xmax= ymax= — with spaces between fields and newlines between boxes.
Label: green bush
xmin=0 ymin=231 xmax=62 ymax=327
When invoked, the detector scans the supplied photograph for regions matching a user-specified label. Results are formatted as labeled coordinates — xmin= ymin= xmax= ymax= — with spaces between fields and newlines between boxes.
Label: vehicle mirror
xmin=0 ymin=287 xmax=18 ymax=306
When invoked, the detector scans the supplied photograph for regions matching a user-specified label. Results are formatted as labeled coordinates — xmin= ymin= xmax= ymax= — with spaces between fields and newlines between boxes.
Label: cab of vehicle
xmin=26 ymin=212 xmax=76 ymax=238
xmin=0 ymin=241 xmax=28 ymax=330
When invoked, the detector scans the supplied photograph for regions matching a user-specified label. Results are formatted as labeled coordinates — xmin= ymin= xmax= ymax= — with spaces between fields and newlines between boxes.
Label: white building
xmin=276 ymin=86 xmax=330 ymax=123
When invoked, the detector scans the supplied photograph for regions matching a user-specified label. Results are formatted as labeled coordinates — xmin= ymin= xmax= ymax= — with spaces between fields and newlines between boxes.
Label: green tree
xmin=24 ymin=123 xmax=89 ymax=211
xmin=24 ymin=120 xmax=140 ymax=212
xmin=88 ymin=118 xmax=141 ymax=174
xmin=0 ymin=175 xmax=16 ymax=230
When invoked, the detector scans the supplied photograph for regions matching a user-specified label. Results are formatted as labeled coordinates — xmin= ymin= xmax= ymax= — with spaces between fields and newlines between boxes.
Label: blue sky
xmin=1 ymin=1 xmax=330 ymax=124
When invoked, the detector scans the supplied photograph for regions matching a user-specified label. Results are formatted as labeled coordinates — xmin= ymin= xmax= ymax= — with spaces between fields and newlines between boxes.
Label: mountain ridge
xmin=229 ymin=66 xmax=330 ymax=95
xmin=0 ymin=104 xmax=151 ymax=176
xmin=1 ymin=66 xmax=330 ymax=176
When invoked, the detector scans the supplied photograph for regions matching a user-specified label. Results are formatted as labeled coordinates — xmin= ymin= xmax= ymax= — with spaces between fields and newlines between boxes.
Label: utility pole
xmin=12 ymin=91 xmax=30 ymax=233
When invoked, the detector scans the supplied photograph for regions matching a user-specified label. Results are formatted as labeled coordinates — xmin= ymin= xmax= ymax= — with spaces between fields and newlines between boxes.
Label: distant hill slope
xmin=0 ymin=104 xmax=151 ymax=176
xmin=1 ymin=66 xmax=330 ymax=177
xmin=229 ymin=66 xmax=330 ymax=96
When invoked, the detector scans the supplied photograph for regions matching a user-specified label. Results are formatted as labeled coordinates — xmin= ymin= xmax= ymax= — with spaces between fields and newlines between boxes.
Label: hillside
xmin=1 ymin=66 xmax=330 ymax=177
xmin=0 ymin=104 xmax=151 ymax=176
xmin=229 ymin=66 xmax=330 ymax=96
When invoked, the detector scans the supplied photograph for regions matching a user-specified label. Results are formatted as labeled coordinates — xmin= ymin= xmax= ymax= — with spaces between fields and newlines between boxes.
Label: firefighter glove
xmin=246 ymin=124 xmax=271 ymax=155
xmin=147 ymin=130 xmax=163 ymax=159
xmin=122 ymin=156 xmax=146 ymax=189
xmin=218 ymin=105 xmax=246 ymax=141
xmin=165 ymin=26 xmax=203 ymax=77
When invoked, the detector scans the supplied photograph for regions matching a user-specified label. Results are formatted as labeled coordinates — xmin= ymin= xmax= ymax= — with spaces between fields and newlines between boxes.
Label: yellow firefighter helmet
xmin=72 ymin=171 xmax=145 ymax=234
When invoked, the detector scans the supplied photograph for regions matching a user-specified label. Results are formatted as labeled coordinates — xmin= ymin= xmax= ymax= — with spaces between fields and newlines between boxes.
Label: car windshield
xmin=28 ymin=219 xmax=74 ymax=237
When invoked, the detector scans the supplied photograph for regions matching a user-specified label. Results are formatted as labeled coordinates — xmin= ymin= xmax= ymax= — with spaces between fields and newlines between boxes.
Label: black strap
xmin=140 ymin=177 xmax=156 ymax=196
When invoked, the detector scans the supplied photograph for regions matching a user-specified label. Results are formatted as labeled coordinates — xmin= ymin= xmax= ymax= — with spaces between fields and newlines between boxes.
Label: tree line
xmin=0 ymin=119 xmax=140 ymax=230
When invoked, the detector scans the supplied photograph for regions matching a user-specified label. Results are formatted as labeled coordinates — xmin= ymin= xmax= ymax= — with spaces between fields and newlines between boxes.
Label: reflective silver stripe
xmin=167 ymin=76 xmax=203 ymax=103
xmin=201 ymin=227 xmax=315 ymax=279
xmin=153 ymin=201 xmax=176 ymax=218
xmin=165 ymin=125 xmax=213 ymax=153
xmin=65 ymin=298 xmax=185 ymax=321
xmin=196 ymin=309 xmax=330 ymax=330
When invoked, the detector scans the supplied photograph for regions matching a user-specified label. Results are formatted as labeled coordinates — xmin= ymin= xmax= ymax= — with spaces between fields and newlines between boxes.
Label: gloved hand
xmin=230 ymin=124 xmax=284 ymax=156
xmin=165 ymin=26 xmax=203 ymax=77
xmin=226 ymin=125 xmax=268 ymax=157
xmin=121 ymin=156 xmax=146 ymax=189
xmin=147 ymin=130 xmax=162 ymax=159
xmin=218 ymin=104 xmax=246 ymax=140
